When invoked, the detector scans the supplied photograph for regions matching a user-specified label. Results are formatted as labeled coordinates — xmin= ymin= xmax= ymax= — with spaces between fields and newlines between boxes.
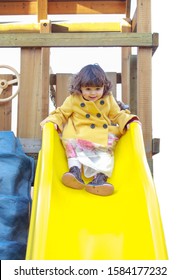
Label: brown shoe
xmin=85 ymin=173 xmax=114 ymax=196
xmin=62 ymin=166 xmax=85 ymax=190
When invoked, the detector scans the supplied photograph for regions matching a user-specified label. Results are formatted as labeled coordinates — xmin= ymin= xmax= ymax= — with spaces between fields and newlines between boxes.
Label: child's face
xmin=81 ymin=86 xmax=104 ymax=102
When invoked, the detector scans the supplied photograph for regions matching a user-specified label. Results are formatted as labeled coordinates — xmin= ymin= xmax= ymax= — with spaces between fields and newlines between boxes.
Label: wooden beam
xmin=39 ymin=19 xmax=51 ymax=126
xmin=130 ymin=55 xmax=137 ymax=115
xmin=126 ymin=0 xmax=131 ymax=18
xmin=17 ymin=48 xmax=44 ymax=138
xmin=50 ymin=73 xmax=122 ymax=85
xmin=152 ymin=33 xmax=159 ymax=54
xmin=0 ymin=32 xmax=158 ymax=48
xmin=19 ymin=138 xmax=41 ymax=154
xmin=107 ymin=73 xmax=117 ymax=98
xmin=131 ymin=7 xmax=137 ymax=32
xmin=0 ymin=1 xmax=37 ymax=15
xmin=56 ymin=74 xmax=73 ymax=107
xmin=17 ymin=21 xmax=51 ymax=139
xmin=152 ymin=138 xmax=160 ymax=155
xmin=0 ymin=74 xmax=12 ymax=131
xmin=37 ymin=0 xmax=48 ymax=22
xmin=137 ymin=0 xmax=153 ymax=171
xmin=0 ymin=1 xmax=126 ymax=15
xmin=121 ymin=18 xmax=131 ymax=105
xmin=48 ymin=1 xmax=126 ymax=14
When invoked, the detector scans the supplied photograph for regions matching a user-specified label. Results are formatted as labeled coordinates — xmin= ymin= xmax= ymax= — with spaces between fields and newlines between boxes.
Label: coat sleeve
xmin=40 ymin=96 xmax=73 ymax=132
xmin=108 ymin=95 xmax=139 ymax=134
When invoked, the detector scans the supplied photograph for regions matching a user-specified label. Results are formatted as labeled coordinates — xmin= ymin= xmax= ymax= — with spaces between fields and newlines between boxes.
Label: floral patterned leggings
xmin=62 ymin=133 xmax=119 ymax=178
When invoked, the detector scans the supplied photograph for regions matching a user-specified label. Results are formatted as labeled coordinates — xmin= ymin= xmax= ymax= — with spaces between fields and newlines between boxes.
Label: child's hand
xmin=126 ymin=120 xmax=141 ymax=130
xmin=54 ymin=124 xmax=61 ymax=133
xmin=54 ymin=124 xmax=58 ymax=130
xmin=40 ymin=118 xmax=50 ymax=129
xmin=126 ymin=117 xmax=141 ymax=130
xmin=40 ymin=119 xmax=61 ymax=133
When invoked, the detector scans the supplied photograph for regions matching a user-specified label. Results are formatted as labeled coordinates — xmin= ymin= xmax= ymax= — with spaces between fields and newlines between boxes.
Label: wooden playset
xmin=0 ymin=0 xmax=159 ymax=171
xmin=0 ymin=1 xmax=169 ymax=261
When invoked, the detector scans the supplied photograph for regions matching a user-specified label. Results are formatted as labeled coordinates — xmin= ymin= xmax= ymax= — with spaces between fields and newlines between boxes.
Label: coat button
xmin=80 ymin=102 xmax=85 ymax=107
xmin=86 ymin=113 xmax=90 ymax=118
xmin=100 ymin=100 xmax=105 ymax=105
xmin=96 ymin=113 xmax=101 ymax=118
xmin=90 ymin=124 xmax=95 ymax=129
xmin=103 ymin=124 xmax=108 ymax=129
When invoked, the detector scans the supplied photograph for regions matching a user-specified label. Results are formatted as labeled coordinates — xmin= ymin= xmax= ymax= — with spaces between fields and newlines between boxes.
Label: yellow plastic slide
xmin=26 ymin=122 xmax=168 ymax=260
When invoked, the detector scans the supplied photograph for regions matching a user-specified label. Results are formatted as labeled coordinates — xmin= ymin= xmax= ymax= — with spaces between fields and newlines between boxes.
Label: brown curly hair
xmin=69 ymin=64 xmax=112 ymax=96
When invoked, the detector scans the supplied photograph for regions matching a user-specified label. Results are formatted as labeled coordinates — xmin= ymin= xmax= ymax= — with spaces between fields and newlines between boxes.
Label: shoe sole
xmin=62 ymin=173 xmax=85 ymax=190
xmin=85 ymin=183 xmax=114 ymax=196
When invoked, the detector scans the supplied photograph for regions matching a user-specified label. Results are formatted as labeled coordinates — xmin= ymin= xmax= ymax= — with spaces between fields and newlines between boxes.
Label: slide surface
xmin=26 ymin=122 xmax=168 ymax=260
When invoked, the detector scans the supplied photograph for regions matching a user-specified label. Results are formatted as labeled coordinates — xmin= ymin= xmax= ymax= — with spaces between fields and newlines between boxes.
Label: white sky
xmin=0 ymin=0 xmax=179 ymax=268
xmin=152 ymin=0 xmax=179 ymax=265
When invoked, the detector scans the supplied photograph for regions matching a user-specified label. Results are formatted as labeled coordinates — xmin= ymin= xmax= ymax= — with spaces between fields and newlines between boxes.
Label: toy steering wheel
xmin=0 ymin=65 xmax=20 ymax=103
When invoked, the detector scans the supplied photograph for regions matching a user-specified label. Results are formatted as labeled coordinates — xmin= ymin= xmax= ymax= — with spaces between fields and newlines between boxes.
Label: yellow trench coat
xmin=41 ymin=94 xmax=138 ymax=147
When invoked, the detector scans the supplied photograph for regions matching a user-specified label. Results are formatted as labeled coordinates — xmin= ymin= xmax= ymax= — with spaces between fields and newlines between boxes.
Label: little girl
xmin=41 ymin=64 xmax=139 ymax=196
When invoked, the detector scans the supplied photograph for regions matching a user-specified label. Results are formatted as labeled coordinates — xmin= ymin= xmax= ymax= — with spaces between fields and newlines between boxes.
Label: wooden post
xmin=37 ymin=0 xmax=48 ymax=22
xmin=56 ymin=74 xmax=73 ymax=106
xmin=121 ymin=18 xmax=131 ymax=105
xmin=17 ymin=20 xmax=50 ymax=139
xmin=0 ymin=74 xmax=13 ymax=131
xmin=39 ymin=20 xmax=51 ymax=118
xmin=137 ymin=0 xmax=153 ymax=171
xmin=130 ymin=55 xmax=137 ymax=115
xmin=17 ymin=0 xmax=50 ymax=139
xmin=107 ymin=72 xmax=117 ymax=99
